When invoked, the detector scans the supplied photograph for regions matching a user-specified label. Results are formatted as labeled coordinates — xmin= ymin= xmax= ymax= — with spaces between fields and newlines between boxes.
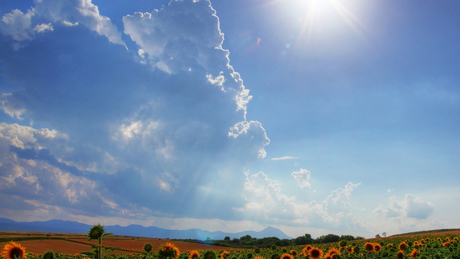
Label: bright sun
xmin=298 ymin=0 xmax=367 ymax=43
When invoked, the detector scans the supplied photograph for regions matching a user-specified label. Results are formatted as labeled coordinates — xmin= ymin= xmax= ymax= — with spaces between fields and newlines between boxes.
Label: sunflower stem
xmin=99 ymin=237 xmax=102 ymax=259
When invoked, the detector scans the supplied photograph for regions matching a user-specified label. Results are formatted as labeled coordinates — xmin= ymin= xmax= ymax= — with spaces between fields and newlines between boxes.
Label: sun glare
xmin=296 ymin=0 xmax=368 ymax=45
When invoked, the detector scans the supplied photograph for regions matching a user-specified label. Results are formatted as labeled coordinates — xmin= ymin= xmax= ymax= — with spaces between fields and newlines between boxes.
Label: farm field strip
xmin=0 ymin=232 xmax=240 ymax=255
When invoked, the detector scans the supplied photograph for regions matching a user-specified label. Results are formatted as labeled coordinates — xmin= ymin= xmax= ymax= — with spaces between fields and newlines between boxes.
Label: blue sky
xmin=0 ymin=0 xmax=459 ymax=238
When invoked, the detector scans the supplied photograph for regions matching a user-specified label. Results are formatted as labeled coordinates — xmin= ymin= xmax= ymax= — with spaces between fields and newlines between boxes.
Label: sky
xmin=0 ymin=0 xmax=459 ymax=239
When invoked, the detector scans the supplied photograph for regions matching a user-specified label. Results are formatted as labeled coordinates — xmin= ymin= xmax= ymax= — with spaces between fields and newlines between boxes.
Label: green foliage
xmin=293 ymin=234 xmax=313 ymax=246
xmin=315 ymin=234 xmax=340 ymax=244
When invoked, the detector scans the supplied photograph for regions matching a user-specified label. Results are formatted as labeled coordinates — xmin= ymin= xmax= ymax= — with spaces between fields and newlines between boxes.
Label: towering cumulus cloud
xmin=0 ymin=0 xmax=269 ymax=222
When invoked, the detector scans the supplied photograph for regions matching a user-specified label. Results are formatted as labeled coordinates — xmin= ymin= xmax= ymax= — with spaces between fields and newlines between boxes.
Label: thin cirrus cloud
xmin=271 ymin=156 xmax=297 ymax=161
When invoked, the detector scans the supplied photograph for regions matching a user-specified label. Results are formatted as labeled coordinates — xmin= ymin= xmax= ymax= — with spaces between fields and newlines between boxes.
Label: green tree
xmin=293 ymin=233 xmax=313 ymax=245
xmin=339 ymin=235 xmax=355 ymax=241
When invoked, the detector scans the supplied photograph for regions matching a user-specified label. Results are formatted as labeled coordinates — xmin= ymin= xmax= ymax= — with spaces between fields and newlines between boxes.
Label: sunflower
xmin=373 ymin=243 xmax=382 ymax=253
xmin=144 ymin=243 xmax=153 ymax=253
xmin=301 ymin=245 xmax=312 ymax=256
xmin=189 ymin=250 xmax=200 ymax=259
xmin=2 ymin=242 xmax=26 ymax=259
xmin=348 ymin=247 xmax=359 ymax=254
xmin=309 ymin=247 xmax=323 ymax=259
xmin=158 ymin=243 xmax=180 ymax=259
xmin=399 ymin=242 xmax=408 ymax=251
xmin=203 ymin=251 xmax=216 ymax=259
xmin=442 ymin=241 xmax=450 ymax=247
xmin=221 ymin=251 xmax=230 ymax=259
xmin=43 ymin=251 xmax=55 ymax=259
xmin=88 ymin=224 xmax=105 ymax=240
xmin=289 ymin=250 xmax=297 ymax=256
xmin=254 ymin=256 xmax=264 ymax=259
xmin=396 ymin=251 xmax=404 ymax=259
xmin=409 ymin=249 xmax=419 ymax=258
xmin=271 ymin=253 xmax=280 ymax=259
xmin=364 ymin=242 xmax=374 ymax=252
xmin=280 ymin=253 xmax=293 ymax=259
xmin=325 ymin=248 xmax=341 ymax=259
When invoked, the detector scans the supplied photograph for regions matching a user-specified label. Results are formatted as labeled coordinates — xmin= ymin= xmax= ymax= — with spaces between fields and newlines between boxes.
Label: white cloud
xmin=34 ymin=0 xmax=125 ymax=46
xmin=228 ymin=121 xmax=270 ymax=160
xmin=241 ymin=171 xmax=367 ymax=232
xmin=271 ymin=156 xmax=297 ymax=161
xmin=406 ymin=194 xmax=435 ymax=219
xmin=374 ymin=194 xmax=435 ymax=220
xmin=123 ymin=0 xmax=224 ymax=73
xmin=0 ymin=123 xmax=114 ymax=212
xmin=34 ymin=23 xmax=54 ymax=33
xmin=0 ymin=9 xmax=34 ymax=41
xmin=327 ymin=182 xmax=361 ymax=203
xmin=291 ymin=168 xmax=311 ymax=188
xmin=0 ymin=0 xmax=124 ymax=46
xmin=0 ymin=0 xmax=270 ymax=223
xmin=1 ymin=93 xmax=27 ymax=120
xmin=62 ymin=20 xmax=79 ymax=26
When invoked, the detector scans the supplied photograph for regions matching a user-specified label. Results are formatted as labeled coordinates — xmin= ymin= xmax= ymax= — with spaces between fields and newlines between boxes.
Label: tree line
xmin=179 ymin=233 xmax=365 ymax=248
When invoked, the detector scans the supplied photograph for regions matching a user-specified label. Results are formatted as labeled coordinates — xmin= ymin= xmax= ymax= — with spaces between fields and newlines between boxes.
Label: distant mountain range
xmin=0 ymin=218 xmax=292 ymax=240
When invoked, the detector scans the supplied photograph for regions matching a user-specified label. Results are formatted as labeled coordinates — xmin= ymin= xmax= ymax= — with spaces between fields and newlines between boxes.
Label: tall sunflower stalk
xmin=87 ymin=224 xmax=113 ymax=259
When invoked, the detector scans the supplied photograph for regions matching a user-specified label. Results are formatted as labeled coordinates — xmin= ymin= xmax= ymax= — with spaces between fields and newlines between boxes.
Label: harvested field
xmin=0 ymin=240 xmax=91 ymax=255
xmin=0 ymin=232 xmax=240 ymax=255
xmin=69 ymin=238 xmax=240 ymax=254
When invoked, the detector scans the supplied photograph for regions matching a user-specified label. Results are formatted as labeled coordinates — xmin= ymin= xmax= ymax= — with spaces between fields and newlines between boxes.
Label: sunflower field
xmin=2 ymin=234 xmax=460 ymax=259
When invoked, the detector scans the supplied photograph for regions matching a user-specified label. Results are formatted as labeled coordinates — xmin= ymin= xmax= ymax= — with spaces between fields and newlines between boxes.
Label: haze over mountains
xmin=0 ymin=218 xmax=292 ymax=240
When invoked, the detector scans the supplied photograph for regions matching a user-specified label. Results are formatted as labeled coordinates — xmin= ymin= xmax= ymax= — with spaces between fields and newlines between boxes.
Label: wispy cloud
xmin=271 ymin=156 xmax=297 ymax=161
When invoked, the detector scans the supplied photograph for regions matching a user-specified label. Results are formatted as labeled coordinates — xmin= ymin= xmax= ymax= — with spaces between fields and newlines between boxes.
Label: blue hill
xmin=0 ymin=218 xmax=292 ymax=240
